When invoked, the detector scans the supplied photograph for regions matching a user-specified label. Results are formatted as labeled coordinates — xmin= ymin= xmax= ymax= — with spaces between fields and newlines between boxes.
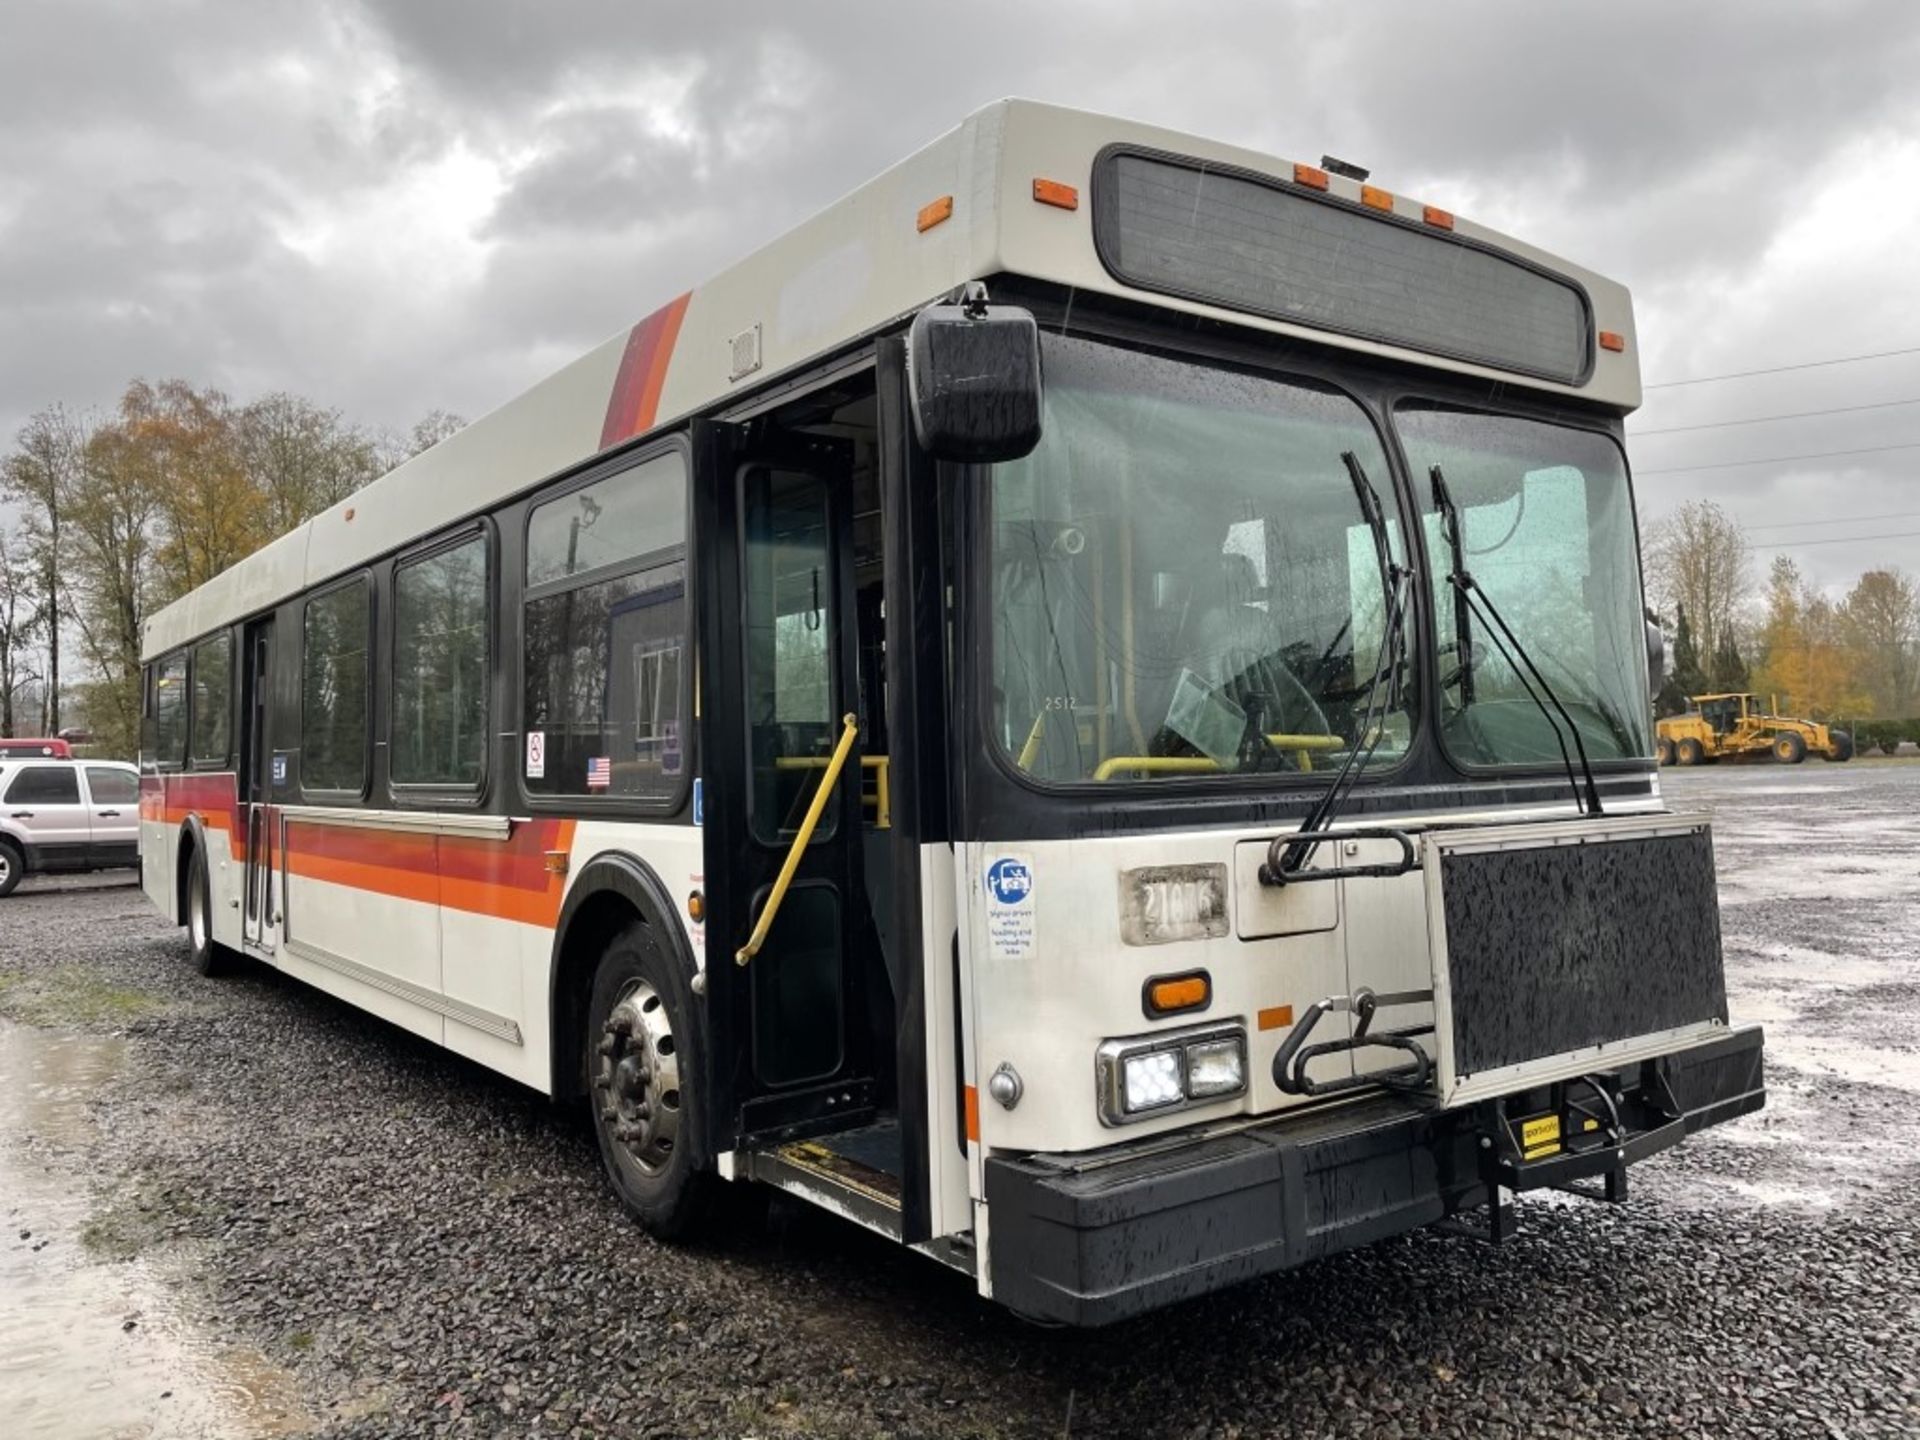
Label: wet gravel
xmin=3 ymin=767 xmax=1920 ymax=1437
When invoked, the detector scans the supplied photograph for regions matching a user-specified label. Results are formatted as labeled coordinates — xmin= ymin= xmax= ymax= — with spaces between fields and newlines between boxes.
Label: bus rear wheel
xmin=587 ymin=922 xmax=714 ymax=1239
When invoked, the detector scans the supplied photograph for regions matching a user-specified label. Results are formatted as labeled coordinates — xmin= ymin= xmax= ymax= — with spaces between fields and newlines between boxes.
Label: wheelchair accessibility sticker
xmin=984 ymin=854 xmax=1035 ymax=960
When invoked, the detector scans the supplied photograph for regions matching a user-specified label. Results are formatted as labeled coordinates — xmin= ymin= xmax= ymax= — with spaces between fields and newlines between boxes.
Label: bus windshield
xmin=989 ymin=334 xmax=1412 ymax=784
xmin=1397 ymin=404 xmax=1650 ymax=767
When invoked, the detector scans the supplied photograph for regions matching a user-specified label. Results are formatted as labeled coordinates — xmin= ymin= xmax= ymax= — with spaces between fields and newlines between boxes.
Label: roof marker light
xmin=1599 ymin=331 xmax=1627 ymax=353
xmin=1423 ymin=205 xmax=1455 ymax=230
xmin=1032 ymin=178 xmax=1079 ymax=211
xmin=916 ymin=195 xmax=954 ymax=233
xmin=1294 ymin=163 xmax=1330 ymax=191
xmin=1361 ymin=184 xmax=1394 ymax=212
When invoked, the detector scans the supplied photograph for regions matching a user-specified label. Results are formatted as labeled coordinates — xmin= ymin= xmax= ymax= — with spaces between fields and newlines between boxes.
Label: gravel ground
xmin=4 ymin=767 xmax=1920 ymax=1437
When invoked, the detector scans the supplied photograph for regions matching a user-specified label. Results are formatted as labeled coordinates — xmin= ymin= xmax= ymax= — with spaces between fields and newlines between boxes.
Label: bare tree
xmin=1 ymin=404 xmax=89 ymax=732
xmin=1644 ymin=500 xmax=1751 ymax=667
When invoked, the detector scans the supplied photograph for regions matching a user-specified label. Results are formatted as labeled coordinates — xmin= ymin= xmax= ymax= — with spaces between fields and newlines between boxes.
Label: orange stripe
xmin=281 ymin=817 xmax=577 ymax=929
xmin=631 ymin=292 xmax=690 ymax=436
xmin=964 ymin=1084 xmax=980 ymax=1144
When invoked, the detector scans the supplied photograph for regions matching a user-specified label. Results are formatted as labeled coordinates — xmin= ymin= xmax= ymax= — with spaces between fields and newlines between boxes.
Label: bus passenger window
xmin=302 ymin=578 xmax=371 ymax=794
xmin=190 ymin=631 xmax=232 ymax=767
xmin=153 ymin=652 xmax=188 ymax=768
xmin=393 ymin=535 xmax=489 ymax=789
xmin=523 ymin=451 xmax=689 ymax=804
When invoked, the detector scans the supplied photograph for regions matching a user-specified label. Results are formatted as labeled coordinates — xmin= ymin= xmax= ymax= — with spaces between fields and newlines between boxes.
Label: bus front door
xmin=695 ymin=422 xmax=880 ymax=1150
xmin=241 ymin=616 xmax=277 ymax=952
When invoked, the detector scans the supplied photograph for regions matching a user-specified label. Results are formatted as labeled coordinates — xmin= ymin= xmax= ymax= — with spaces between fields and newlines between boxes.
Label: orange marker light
xmin=1257 ymin=1005 xmax=1296 ymax=1032
xmin=916 ymin=195 xmax=954 ymax=233
xmin=1599 ymin=330 xmax=1627 ymax=353
xmin=1145 ymin=972 xmax=1211 ymax=1017
xmin=1423 ymin=205 xmax=1455 ymax=230
xmin=543 ymin=851 xmax=570 ymax=876
xmin=687 ymin=890 xmax=705 ymax=923
xmin=1032 ymin=178 xmax=1079 ymax=211
xmin=1361 ymin=185 xmax=1394 ymax=212
xmin=1294 ymin=163 xmax=1330 ymax=191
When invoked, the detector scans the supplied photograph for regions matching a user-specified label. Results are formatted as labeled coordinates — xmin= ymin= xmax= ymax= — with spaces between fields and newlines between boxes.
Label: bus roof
xmin=144 ymin=98 xmax=1637 ymax=661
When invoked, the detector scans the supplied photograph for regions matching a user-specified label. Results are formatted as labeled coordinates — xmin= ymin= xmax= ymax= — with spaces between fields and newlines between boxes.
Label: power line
xmin=1746 ymin=527 xmax=1920 ymax=551
xmin=1635 ymin=441 xmax=1920 ymax=475
xmin=1746 ymin=506 xmax=1920 ymax=533
xmin=1645 ymin=344 xmax=1920 ymax=390
xmin=1633 ymin=396 xmax=1920 ymax=436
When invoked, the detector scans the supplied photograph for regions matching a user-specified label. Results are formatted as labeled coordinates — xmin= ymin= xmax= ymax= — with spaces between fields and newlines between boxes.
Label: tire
xmin=1827 ymin=730 xmax=1854 ymax=762
xmin=185 ymin=845 xmax=233 ymax=976
xmin=1655 ymin=737 xmax=1676 ymax=766
xmin=1773 ymin=731 xmax=1807 ymax=765
xmin=0 ymin=839 xmax=23 ymax=899
xmin=586 ymin=921 xmax=714 ymax=1240
xmin=1676 ymin=738 xmax=1704 ymax=767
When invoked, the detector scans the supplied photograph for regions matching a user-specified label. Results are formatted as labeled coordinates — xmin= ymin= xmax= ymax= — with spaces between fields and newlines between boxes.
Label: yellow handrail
xmin=1090 ymin=734 xmax=1346 ymax=782
xmin=736 ymin=713 xmax=860 ymax=967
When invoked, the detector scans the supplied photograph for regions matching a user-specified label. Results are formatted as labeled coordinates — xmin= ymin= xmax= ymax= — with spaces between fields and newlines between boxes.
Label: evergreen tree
xmin=1709 ymin=631 xmax=1751 ymax=693
xmin=1660 ymin=604 xmax=1707 ymax=715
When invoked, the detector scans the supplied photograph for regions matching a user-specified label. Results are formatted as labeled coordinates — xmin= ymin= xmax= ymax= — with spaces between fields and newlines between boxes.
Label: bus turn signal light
xmin=1145 ymin=972 xmax=1211 ymax=1018
xmin=1032 ymin=178 xmax=1079 ymax=210
xmin=916 ymin=195 xmax=954 ymax=232
xmin=1294 ymin=163 xmax=1330 ymax=191
xmin=1599 ymin=330 xmax=1627 ymax=352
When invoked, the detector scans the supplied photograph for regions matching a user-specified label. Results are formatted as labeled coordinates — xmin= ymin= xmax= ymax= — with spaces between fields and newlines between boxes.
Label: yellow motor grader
xmin=1655 ymin=692 xmax=1853 ymax=766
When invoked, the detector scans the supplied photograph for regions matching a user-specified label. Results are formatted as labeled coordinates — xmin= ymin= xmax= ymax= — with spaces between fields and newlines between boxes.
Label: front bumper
xmin=984 ymin=1025 xmax=1764 ymax=1326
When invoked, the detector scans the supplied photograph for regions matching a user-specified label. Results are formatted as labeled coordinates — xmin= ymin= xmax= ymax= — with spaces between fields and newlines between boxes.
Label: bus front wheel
xmin=587 ymin=922 xmax=714 ymax=1239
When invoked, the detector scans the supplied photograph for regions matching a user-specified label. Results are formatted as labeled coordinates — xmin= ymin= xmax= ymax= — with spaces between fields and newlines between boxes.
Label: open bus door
xmin=693 ymin=419 xmax=886 ymax=1154
xmin=240 ymin=615 xmax=278 ymax=952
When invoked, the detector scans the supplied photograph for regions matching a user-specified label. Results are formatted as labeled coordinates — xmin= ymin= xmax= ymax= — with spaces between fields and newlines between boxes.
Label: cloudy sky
xmin=4 ymin=0 xmax=1918 ymax=593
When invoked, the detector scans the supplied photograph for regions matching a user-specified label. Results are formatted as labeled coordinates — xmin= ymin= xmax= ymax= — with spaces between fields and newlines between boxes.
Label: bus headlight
xmin=1122 ymin=1050 xmax=1184 ymax=1113
xmin=1184 ymin=1034 xmax=1247 ymax=1098
xmin=1097 ymin=1022 xmax=1249 ymax=1126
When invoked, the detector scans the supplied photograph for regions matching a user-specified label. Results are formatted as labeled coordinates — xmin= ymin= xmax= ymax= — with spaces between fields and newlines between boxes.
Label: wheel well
xmin=174 ymin=827 xmax=199 ymax=922
xmin=549 ymin=889 xmax=646 ymax=1102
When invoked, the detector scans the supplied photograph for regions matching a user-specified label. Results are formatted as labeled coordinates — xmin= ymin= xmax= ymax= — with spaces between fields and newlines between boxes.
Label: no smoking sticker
xmin=525 ymin=730 xmax=545 ymax=780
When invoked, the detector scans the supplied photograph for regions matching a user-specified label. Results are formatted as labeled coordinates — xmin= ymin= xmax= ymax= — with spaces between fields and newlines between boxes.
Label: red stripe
xmin=599 ymin=293 xmax=692 ymax=450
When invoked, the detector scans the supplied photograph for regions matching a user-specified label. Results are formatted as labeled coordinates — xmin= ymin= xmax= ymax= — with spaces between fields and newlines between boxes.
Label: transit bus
xmin=139 ymin=101 xmax=1764 ymax=1324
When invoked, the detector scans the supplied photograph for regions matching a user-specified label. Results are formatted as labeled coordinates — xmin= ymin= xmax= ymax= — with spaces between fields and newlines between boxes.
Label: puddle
xmin=0 ymin=1020 xmax=312 ymax=1438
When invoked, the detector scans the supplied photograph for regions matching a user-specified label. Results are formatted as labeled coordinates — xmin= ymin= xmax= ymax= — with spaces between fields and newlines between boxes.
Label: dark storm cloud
xmin=4 ymin=0 xmax=1919 ymax=586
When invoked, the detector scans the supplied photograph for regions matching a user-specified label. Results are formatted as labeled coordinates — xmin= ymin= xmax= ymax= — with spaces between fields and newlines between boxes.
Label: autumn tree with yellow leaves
xmin=0 ymin=380 xmax=461 ymax=753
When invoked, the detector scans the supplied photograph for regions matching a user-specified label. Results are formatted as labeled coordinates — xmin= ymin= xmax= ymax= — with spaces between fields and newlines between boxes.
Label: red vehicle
xmin=0 ymin=738 xmax=72 ymax=759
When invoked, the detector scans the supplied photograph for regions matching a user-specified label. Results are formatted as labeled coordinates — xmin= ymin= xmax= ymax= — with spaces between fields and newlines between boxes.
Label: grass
xmin=0 ymin=963 xmax=166 ymax=1028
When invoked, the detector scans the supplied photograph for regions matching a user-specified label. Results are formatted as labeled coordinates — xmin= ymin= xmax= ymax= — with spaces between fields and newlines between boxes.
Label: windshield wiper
xmin=1429 ymin=463 xmax=1604 ymax=817
xmin=1269 ymin=452 xmax=1412 ymax=879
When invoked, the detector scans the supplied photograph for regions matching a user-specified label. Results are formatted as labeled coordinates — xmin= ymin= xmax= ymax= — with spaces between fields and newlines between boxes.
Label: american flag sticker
xmin=586 ymin=756 xmax=611 ymax=790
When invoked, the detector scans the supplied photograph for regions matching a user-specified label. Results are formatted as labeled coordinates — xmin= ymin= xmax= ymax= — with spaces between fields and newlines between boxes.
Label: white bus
xmin=140 ymin=101 xmax=1763 ymax=1324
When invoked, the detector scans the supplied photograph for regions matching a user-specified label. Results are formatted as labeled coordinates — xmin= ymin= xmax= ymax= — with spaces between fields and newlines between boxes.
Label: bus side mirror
xmin=1645 ymin=608 xmax=1666 ymax=694
xmin=907 ymin=289 xmax=1043 ymax=463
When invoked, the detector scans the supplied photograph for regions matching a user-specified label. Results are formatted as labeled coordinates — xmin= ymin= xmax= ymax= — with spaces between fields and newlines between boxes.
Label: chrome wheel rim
xmin=188 ymin=875 xmax=208 ymax=952
xmin=593 ymin=979 xmax=681 ymax=1175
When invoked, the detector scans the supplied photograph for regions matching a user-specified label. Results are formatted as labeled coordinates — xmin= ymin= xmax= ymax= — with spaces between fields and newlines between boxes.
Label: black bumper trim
xmin=984 ymin=1026 xmax=1764 ymax=1326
